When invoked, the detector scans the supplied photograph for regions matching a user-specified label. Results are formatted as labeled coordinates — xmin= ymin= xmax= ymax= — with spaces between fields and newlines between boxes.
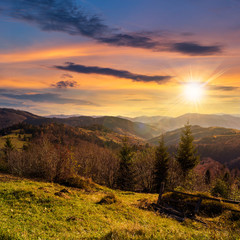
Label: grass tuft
xmin=57 ymin=175 xmax=95 ymax=191
xmin=98 ymin=193 xmax=118 ymax=205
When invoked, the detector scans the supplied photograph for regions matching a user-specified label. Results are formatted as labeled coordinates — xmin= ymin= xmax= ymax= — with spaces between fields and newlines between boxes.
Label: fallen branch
xmin=170 ymin=190 xmax=240 ymax=205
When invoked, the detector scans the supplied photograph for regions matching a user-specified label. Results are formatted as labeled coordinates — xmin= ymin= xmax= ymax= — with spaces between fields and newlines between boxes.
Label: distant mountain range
xmin=2 ymin=108 xmax=240 ymax=140
xmin=0 ymin=108 xmax=159 ymax=140
xmin=123 ymin=116 xmax=172 ymax=125
xmin=160 ymin=113 xmax=240 ymax=131
xmin=127 ymin=113 xmax=240 ymax=132
xmin=45 ymin=114 xmax=83 ymax=118
xmin=2 ymin=108 xmax=240 ymax=169
xmin=28 ymin=112 xmax=240 ymax=133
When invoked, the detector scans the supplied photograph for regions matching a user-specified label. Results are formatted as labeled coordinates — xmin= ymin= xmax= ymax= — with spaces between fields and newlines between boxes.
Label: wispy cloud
xmin=54 ymin=62 xmax=172 ymax=83
xmin=1 ymin=92 xmax=96 ymax=105
xmin=3 ymin=0 xmax=108 ymax=37
xmin=61 ymin=73 xmax=73 ymax=79
xmin=125 ymin=98 xmax=149 ymax=102
xmin=98 ymin=33 xmax=160 ymax=50
xmin=208 ymin=84 xmax=239 ymax=91
xmin=51 ymin=80 xmax=78 ymax=89
xmin=0 ymin=0 xmax=222 ymax=56
xmin=208 ymin=93 xmax=240 ymax=99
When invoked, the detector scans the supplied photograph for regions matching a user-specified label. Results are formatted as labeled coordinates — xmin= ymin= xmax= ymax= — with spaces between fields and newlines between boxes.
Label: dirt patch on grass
xmin=54 ymin=191 xmax=71 ymax=199
xmin=0 ymin=173 xmax=22 ymax=182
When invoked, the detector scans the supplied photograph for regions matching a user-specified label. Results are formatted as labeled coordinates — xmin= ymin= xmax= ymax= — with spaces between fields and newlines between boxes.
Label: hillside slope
xmin=149 ymin=125 xmax=240 ymax=146
xmin=0 ymin=173 xmax=239 ymax=239
xmin=55 ymin=116 xmax=159 ymax=139
xmin=0 ymin=108 xmax=43 ymax=129
xmin=149 ymin=125 xmax=240 ymax=169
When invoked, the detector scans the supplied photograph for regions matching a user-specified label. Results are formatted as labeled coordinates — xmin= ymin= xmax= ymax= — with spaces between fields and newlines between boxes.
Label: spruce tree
xmin=116 ymin=139 xmax=134 ymax=191
xmin=3 ymin=137 xmax=14 ymax=162
xmin=3 ymin=137 xmax=14 ymax=153
xmin=175 ymin=122 xmax=199 ymax=178
xmin=153 ymin=135 xmax=169 ymax=192
xmin=205 ymin=169 xmax=211 ymax=185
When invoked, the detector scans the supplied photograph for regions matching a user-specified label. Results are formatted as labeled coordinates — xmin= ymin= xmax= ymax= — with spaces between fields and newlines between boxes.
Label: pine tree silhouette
xmin=116 ymin=138 xmax=134 ymax=191
xmin=153 ymin=135 xmax=169 ymax=192
xmin=176 ymin=122 xmax=199 ymax=178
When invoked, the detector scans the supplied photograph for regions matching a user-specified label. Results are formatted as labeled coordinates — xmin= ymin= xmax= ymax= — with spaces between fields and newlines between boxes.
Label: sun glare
xmin=184 ymin=82 xmax=204 ymax=103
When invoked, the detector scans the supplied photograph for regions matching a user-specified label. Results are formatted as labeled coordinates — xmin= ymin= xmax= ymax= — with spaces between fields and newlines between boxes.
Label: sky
xmin=0 ymin=0 xmax=240 ymax=117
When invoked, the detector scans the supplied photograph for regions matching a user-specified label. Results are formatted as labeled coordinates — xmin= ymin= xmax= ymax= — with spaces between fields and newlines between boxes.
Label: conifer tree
xmin=3 ymin=137 xmax=14 ymax=153
xmin=116 ymin=138 xmax=134 ymax=191
xmin=205 ymin=169 xmax=211 ymax=185
xmin=3 ymin=137 xmax=14 ymax=162
xmin=175 ymin=122 xmax=199 ymax=178
xmin=153 ymin=135 xmax=169 ymax=192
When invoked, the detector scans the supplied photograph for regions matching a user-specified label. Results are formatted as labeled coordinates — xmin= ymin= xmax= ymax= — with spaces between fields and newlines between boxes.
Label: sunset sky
xmin=0 ymin=0 xmax=240 ymax=117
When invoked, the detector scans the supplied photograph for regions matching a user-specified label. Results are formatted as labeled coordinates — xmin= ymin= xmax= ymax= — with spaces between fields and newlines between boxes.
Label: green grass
xmin=0 ymin=173 xmax=239 ymax=239
xmin=0 ymin=131 xmax=31 ymax=149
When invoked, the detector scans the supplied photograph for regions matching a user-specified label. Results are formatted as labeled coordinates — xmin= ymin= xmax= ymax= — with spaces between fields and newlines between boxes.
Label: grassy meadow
xmin=0 ymin=173 xmax=239 ymax=240
xmin=0 ymin=130 xmax=30 ymax=150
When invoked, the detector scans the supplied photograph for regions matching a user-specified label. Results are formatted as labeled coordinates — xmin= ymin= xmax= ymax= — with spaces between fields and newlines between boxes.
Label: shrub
xmin=161 ymin=192 xmax=225 ymax=218
xmin=98 ymin=193 xmax=118 ymax=205
xmin=0 ymin=158 xmax=9 ymax=173
xmin=211 ymin=179 xmax=230 ymax=199
xmin=230 ymin=212 xmax=240 ymax=221
xmin=59 ymin=175 xmax=95 ymax=191
xmin=199 ymin=200 xmax=224 ymax=217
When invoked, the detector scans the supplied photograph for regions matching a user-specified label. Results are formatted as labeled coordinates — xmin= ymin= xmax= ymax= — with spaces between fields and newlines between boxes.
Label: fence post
xmin=157 ymin=182 xmax=165 ymax=205
xmin=194 ymin=198 xmax=202 ymax=216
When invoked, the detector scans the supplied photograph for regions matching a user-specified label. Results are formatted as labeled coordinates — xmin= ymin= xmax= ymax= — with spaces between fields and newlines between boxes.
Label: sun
xmin=184 ymin=82 xmax=204 ymax=103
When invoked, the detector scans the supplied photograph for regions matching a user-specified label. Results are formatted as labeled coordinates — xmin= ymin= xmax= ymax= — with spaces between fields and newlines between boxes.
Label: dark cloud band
xmin=0 ymin=0 xmax=222 ymax=56
xmin=54 ymin=62 xmax=172 ymax=83
xmin=172 ymin=42 xmax=222 ymax=55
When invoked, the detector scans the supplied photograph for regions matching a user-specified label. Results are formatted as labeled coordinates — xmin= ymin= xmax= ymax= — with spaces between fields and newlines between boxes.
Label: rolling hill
xmin=0 ymin=108 xmax=43 ymax=129
xmin=3 ymin=108 xmax=240 ymax=142
xmin=122 ymin=113 xmax=240 ymax=133
xmin=124 ymin=115 xmax=173 ymax=124
xmin=154 ymin=113 xmax=240 ymax=131
xmin=0 ymin=108 xmax=160 ymax=140
xmin=149 ymin=125 xmax=240 ymax=146
xmin=53 ymin=116 xmax=159 ymax=139
xmin=149 ymin=125 xmax=240 ymax=169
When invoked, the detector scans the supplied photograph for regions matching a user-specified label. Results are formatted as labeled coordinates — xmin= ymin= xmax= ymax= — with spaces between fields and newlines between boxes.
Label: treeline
xmin=167 ymin=144 xmax=240 ymax=170
xmin=0 ymin=123 xmax=239 ymax=199
xmin=0 ymin=131 xmax=119 ymax=188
